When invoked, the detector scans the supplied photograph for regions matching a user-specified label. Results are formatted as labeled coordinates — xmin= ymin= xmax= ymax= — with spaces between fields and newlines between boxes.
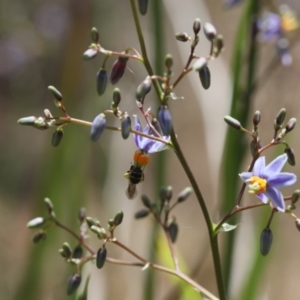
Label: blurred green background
xmin=2 ymin=0 xmax=300 ymax=299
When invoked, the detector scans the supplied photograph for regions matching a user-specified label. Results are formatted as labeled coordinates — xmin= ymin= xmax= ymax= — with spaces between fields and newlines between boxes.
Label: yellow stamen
xmin=246 ymin=176 xmax=267 ymax=194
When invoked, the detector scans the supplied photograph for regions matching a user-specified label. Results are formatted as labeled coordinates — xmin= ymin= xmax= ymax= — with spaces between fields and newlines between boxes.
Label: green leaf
xmin=216 ymin=223 xmax=238 ymax=234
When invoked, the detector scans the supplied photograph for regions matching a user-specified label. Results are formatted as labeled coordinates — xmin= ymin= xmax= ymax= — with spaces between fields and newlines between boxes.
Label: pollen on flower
xmin=134 ymin=150 xmax=150 ymax=166
xmin=246 ymin=176 xmax=267 ymax=194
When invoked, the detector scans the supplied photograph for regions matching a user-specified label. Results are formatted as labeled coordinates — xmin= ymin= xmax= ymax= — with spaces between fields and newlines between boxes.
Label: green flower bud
xmin=175 ymin=32 xmax=189 ymax=42
xmin=91 ymin=27 xmax=99 ymax=43
xmin=193 ymin=18 xmax=201 ymax=35
xmin=114 ymin=211 xmax=124 ymax=226
xmin=86 ymin=217 xmax=97 ymax=228
xmin=275 ymin=108 xmax=286 ymax=127
xmin=138 ymin=0 xmax=148 ymax=15
xmin=136 ymin=77 xmax=152 ymax=100
xmin=96 ymin=247 xmax=107 ymax=269
xmin=121 ymin=114 xmax=131 ymax=140
xmin=62 ymin=242 xmax=72 ymax=258
xmin=113 ymin=88 xmax=121 ymax=106
xmin=90 ymin=113 xmax=106 ymax=141
xmin=83 ymin=48 xmax=98 ymax=60
xmin=165 ymin=54 xmax=173 ymax=69
xmin=96 ymin=68 xmax=108 ymax=96
xmin=78 ymin=207 xmax=86 ymax=223
xmin=253 ymin=110 xmax=261 ymax=126
xmin=177 ymin=187 xmax=193 ymax=202
xmin=48 ymin=85 xmax=62 ymax=101
xmin=27 ymin=217 xmax=45 ymax=229
xmin=214 ymin=34 xmax=224 ymax=56
xmin=160 ymin=186 xmax=173 ymax=203
xmin=32 ymin=230 xmax=47 ymax=243
xmin=52 ymin=129 xmax=63 ymax=147
xmin=67 ymin=273 xmax=81 ymax=295
xmin=44 ymin=198 xmax=54 ymax=213
xmin=203 ymin=23 xmax=217 ymax=41
xmin=260 ymin=228 xmax=273 ymax=256
xmin=168 ymin=221 xmax=179 ymax=243
xmin=141 ymin=195 xmax=152 ymax=209
xmin=198 ymin=65 xmax=211 ymax=89
xmin=134 ymin=209 xmax=150 ymax=219
xmin=285 ymin=147 xmax=296 ymax=166
xmin=285 ymin=118 xmax=296 ymax=132
xmin=224 ymin=116 xmax=241 ymax=130
xmin=18 ymin=116 xmax=37 ymax=126
xmin=291 ymin=190 xmax=300 ymax=204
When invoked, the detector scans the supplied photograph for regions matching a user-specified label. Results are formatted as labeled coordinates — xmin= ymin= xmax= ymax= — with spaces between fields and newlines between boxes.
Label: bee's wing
xmin=126 ymin=183 xmax=138 ymax=199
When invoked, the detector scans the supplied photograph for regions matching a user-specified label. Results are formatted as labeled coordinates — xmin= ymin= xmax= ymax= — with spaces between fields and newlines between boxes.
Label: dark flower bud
xmin=18 ymin=116 xmax=37 ymax=126
xmin=136 ymin=77 xmax=152 ymax=100
xmin=198 ymin=65 xmax=211 ymax=89
xmin=44 ymin=198 xmax=54 ymax=213
xmin=96 ymin=68 xmax=108 ymax=96
xmin=291 ymin=190 xmax=300 ymax=205
xmin=141 ymin=195 xmax=152 ymax=209
xmin=96 ymin=247 xmax=107 ymax=269
xmin=157 ymin=106 xmax=172 ymax=136
xmin=91 ymin=27 xmax=99 ymax=43
xmin=193 ymin=57 xmax=207 ymax=71
xmin=275 ymin=108 xmax=286 ymax=127
xmin=285 ymin=147 xmax=296 ymax=166
xmin=67 ymin=273 xmax=81 ymax=295
xmin=260 ymin=227 xmax=273 ymax=256
xmin=165 ymin=54 xmax=173 ymax=69
xmin=214 ymin=34 xmax=224 ymax=56
xmin=203 ymin=23 xmax=217 ymax=41
xmin=114 ymin=211 xmax=124 ymax=226
xmin=52 ymin=129 xmax=63 ymax=147
xmin=32 ymin=230 xmax=47 ymax=243
xmin=72 ymin=245 xmax=83 ymax=259
xmin=62 ymin=242 xmax=72 ymax=258
xmin=78 ymin=207 xmax=86 ymax=223
xmin=224 ymin=116 xmax=241 ymax=130
xmin=135 ymin=209 xmax=150 ymax=219
xmin=177 ymin=187 xmax=192 ymax=203
xmin=175 ymin=32 xmax=189 ymax=42
xmin=90 ymin=113 xmax=106 ymax=141
xmin=138 ymin=0 xmax=148 ymax=15
xmin=121 ymin=114 xmax=131 ymax=140
xmin=253 ymin=110 xmax=261 ymax=126
xmin=109 ymin=55 xmax=129 ymax=85
xmin=113 ymin=88 xmax=121 ymax=106
xmin=285 ymin=118 xmax=296 ymax=133
xmin=168 ymin=221 xmax=179 ymax=243
xmin=160 ymin=186 xmax=173 ymax=203
xmin=193 ymin=18 xmax=201 ymax=35
xmin=250 ymin=140 xmax=261 ymax=158
xmin=83 ymin=48 xmax=98 ymax=60
xmin=295 ymin=219 xmax=300 ymax=231
xmin=27 ymin=217 xmax=45 ymax=229
xmin=48 ymin=85 xmax=62 ymax=101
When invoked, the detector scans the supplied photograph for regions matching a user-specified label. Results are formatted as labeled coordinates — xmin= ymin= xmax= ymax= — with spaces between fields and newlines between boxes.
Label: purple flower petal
xmin=264 ymin=153 xmax=287 ymax=174
xmin=267 ymin=172 xmax=297 ymax=188
xmin=256 ymin=193 xmax=269 ymax=204
xmin=265 ymin=186 xmax=285 ymax=212
xmin=239 ymin=172 xmax=253 ymax=182
xmin=253 ymin=156 xmax=265 ymax=177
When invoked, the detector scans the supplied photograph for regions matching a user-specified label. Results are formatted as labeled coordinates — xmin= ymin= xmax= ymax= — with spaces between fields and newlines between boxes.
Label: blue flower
xmin=239 ymin=154 xmax=297 ymax=212
xmin=224 ymin=0 xmax=243 ymax=8
xmin=133 ymin=115 xmax=170 ymax=153
xmin=257 ymin=12 xmax=282 ymax=42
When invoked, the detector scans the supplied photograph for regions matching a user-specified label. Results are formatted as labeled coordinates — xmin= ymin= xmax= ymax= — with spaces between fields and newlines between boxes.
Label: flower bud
xmin=214 ymin=34 xmax=224 ymax=56
xmin=295 ymin=219 xmax=300 ymax=231
xmin=44 ymin=198 xmax=54 ymax=213
xmin=86 ymin=217 xmax=97 ymax=228
xmin=136 ymin=77 xmax=152 ymax=100
xmin=157 ymin=106 xmax=172 ymax=136
xmin=275 ymin=108 xmax=286 ymax=127
xmin=285 ymin=147 xmax=296 ymax=166
xmin=113 ymin=88 xmax=121 ymax=106
xmin=285 ymin=118 xmax=296 ymax=133
xmin=168 ymin=221 xmax=179 ymax=243
xmin=91 ymin=27 xmax=99 ymax=43
xmin=193 ymin=18 xmax=201 ymax=35
xmin=224 ymin=116 xmax=241 ymax=130
xmin=175 ymin=32 xmax=189 ymax=42
xmin=141 ymin=195 xmax=152 ymax=209
xmin=52 ymin=129 xmax=63 ymax=147
xmin=43 ymin=109 xmax=53 ymax=119
xmin=250 ymin=140 xmax=261 ymax=158
xmin=18 ymin=116 xmax=37 ymax=126
xmin=72 ymin=245 xmax=83 ymax=259
xmin=96 ymin=247 xmax=107 ymax=269
xmin=135 ymin=209 xmax=150 ymax=219
xmin=27 ymin=217 xmax=45 ymax=229
xmin=253 ymin=110 xmax=261 ymax=126
xmin=67 ymin=273 xmax=81 ymax=295
xmin=83 ymin=48 xmax=98 ymax=60
xmin=198 ymin=65 xmax=211 ymax=89
xmin=177 ymin=187 xmax=193 ymax=203
xmin=165 ymin=54 xmax=173 ymax=69
xmin=109 ymin=55 xmax=129 ymax=85
xmin=90 ymin=113 xmax=106 ymax=141
xmin=138 ymin=0 xmax=148 ymax=15
xmin=48 ymin=85 xmax=62 ymax=101
xmin=160 ymin=186 xmax=173 ymax=203
xmin=121 ymin=114 xmax=131 ymax=140
xmin=62 ymin=242 xmax=72 ymax=258
xmin=114 ymin=211 xmax=124 ymax=226
xmin=78 ymin=207 xmax=86 ymax=223
xmin=32 ymin=230 xmax=47 ymax=243
xmin=204 ymin=23 xmax=217 ymax=41
xmin=291 ymin=190 xmax=300 ymax=204
xmin=96 ymin=68 xmax=108 ymax=96
xmin=193 ymin=57 xmax=207 ymax=71
xmin=260 ymin=227 xmax=273 ymax=256
xmin=151 ymin=118 xmax=163 ymax=136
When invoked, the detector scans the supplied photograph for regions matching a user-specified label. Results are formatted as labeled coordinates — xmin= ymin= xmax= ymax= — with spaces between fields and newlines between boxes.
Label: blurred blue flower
xmin=257 ymin=12 xmax=282 ymax=42
xmin=224 ymin=0 xmax=243 ymax=8
xmin=239 ymin=154 xmax=297 ymax=212
xmin=133 ymin=115 xmax=170 ymax=153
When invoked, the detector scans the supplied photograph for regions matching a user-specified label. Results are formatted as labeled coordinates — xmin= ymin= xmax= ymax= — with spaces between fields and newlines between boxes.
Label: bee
xmin=124 ymin=150 xmax=149 ymax=199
